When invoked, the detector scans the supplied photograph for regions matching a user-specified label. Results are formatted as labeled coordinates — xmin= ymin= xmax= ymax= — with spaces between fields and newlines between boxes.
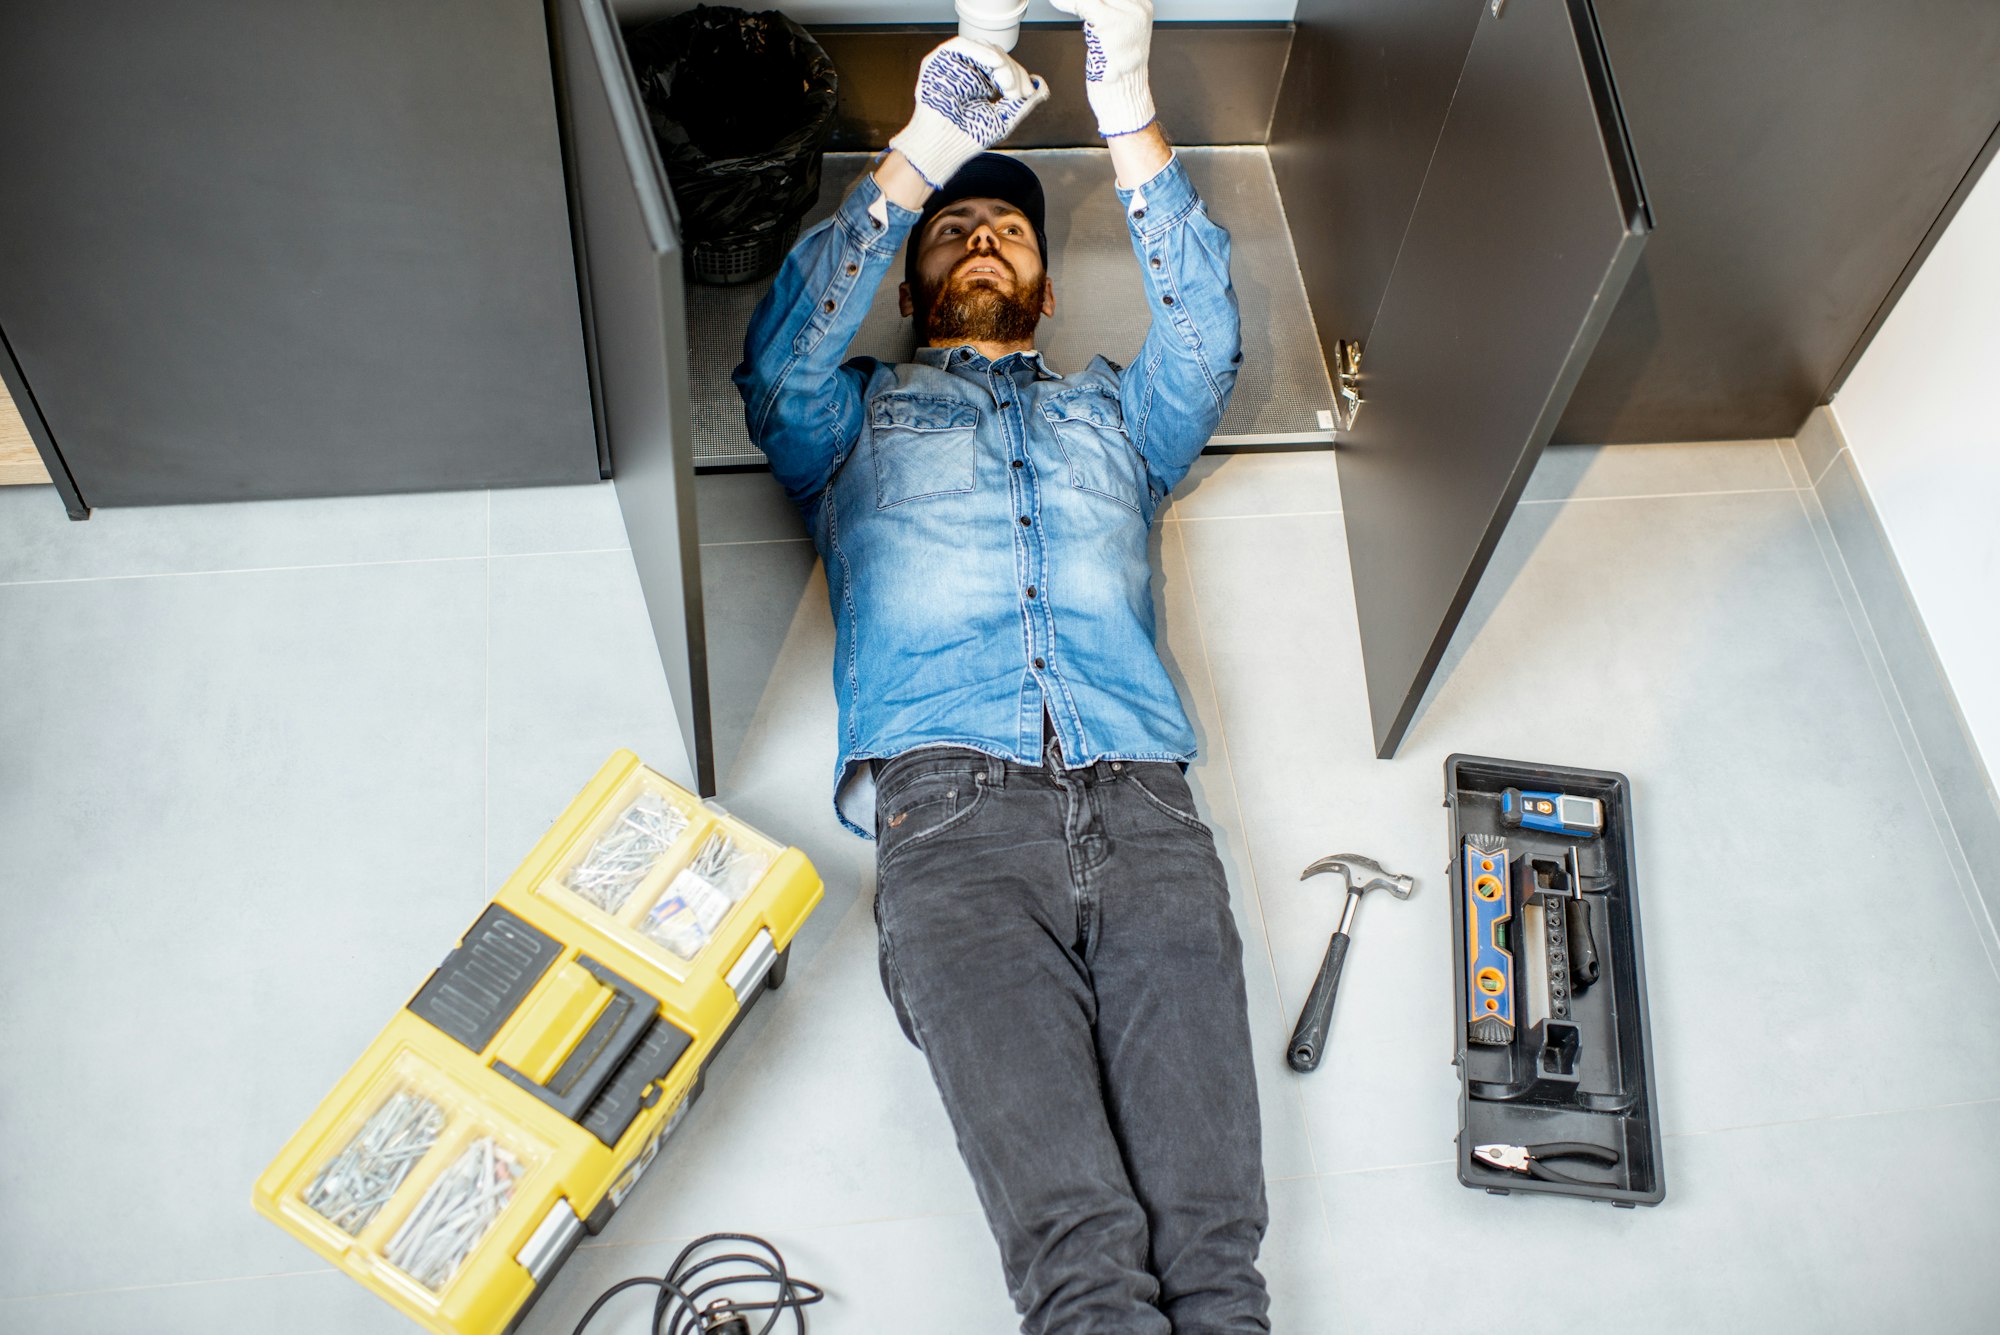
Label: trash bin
xmin=625 ymin=5 xmax=839 ymax=286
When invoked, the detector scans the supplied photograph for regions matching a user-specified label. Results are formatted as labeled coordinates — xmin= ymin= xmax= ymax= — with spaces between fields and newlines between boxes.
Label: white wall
xmin=615 ymin=2 xmax=1298 ymax=22
xmin=1832 ymin=157 xmax=2000 ymax=774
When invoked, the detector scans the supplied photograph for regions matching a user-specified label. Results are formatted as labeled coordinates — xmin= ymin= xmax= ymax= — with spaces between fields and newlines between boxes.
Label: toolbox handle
xmin=493 ymin=956 xmax=659 ymax=1123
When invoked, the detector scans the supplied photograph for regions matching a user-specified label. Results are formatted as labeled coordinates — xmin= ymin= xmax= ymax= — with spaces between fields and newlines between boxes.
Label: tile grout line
xmin=0 ymin=1268 xmax=342 ymax=1305
xmin=1785 ymin=485 xmax=2000 ymax=981
xmin=0 ymin=552 xmax=492 ymax=586
xmin=1168 ymin=518 xmax=1332 ymax=1212
xmin=1516 ymin=483 xmax=1799 ymax=506
xmin=1167 ymin=508 xmax=1344 ymax=523
xmin=1771 ymin=438 xmax=1807 ymax=491
xmin=0 ymin=547 xmax=641 ymax=587
xmin=1811 ymin=444 xmax=1849 ymax=492
xmin=1656 ymin=1093 xmax=2000 ymax=1142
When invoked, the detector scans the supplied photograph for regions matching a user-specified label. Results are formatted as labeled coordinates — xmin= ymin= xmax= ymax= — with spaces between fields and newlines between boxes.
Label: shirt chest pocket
xmin=1043 ymin=392 xmax=1146 ymax=517
xmin=869 ymin=394 xmax=980 ymax=509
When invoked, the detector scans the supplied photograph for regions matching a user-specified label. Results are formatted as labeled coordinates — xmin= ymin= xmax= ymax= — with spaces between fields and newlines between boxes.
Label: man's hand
xmin=1049 ymin=0 xmax=1156 ymax=139
xmin=886 ymin=38 xmax=1050 ymax=193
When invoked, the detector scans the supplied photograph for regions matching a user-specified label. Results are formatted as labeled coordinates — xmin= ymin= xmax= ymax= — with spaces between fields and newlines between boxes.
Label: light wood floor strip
xmin=0 ymin=378 xmax=52 ymax=485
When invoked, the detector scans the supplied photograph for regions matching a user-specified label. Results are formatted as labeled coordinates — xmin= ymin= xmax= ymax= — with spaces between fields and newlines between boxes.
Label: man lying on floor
xmin=735 ymin=3 xmax=1266 ymax=1328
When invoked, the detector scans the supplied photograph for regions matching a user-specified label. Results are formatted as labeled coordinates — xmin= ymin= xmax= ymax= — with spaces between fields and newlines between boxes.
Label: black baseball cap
xmin=905 ymin=153 xmax=1048 ymax=289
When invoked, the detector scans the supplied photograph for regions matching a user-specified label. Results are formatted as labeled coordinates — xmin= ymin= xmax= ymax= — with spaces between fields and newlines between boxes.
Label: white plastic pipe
xmin=956 ymin=0 xmax=1030 ymax=51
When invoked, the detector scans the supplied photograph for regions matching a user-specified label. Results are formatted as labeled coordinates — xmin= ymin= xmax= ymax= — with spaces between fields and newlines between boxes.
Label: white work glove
xmin=1048 ymin=0 xmax=1156 ymax=138
xmin=889 ymin=37 xmax=1050 ymax=190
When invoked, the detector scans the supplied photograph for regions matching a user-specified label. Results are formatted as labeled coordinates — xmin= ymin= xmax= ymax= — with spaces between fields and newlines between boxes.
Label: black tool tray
xmin=1445 ymin=755 xmax=1664 ymax=1205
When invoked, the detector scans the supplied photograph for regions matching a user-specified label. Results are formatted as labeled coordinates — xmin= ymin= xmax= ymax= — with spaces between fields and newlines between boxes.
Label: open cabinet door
xmin=1339 ymin=0 xmax=1651 ymax=757
xmin=551 ymin=0 xmax=716 ymax=794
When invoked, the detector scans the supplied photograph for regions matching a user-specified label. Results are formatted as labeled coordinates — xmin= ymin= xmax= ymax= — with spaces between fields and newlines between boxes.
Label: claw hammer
xmin=1286 ymin=854 xmax=1416 ymax=1073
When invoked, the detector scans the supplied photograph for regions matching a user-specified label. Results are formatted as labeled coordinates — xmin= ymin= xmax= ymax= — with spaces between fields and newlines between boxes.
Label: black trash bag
xmin=626 ymin=6 xmax=839 ymax=285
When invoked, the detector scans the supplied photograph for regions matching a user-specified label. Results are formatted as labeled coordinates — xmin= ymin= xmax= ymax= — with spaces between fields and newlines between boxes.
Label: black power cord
xmin=570 ymin=1232 xmax=825 ymax=1335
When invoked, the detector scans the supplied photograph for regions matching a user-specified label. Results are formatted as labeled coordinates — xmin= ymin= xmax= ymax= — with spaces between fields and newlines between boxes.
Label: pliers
xmin=1472 ymin=1141 xmax=1621 ymax=1185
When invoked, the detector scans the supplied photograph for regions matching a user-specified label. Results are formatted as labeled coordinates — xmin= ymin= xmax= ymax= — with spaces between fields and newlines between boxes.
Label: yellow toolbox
xmin=254 ymin=752 xmax=823 ymax=1335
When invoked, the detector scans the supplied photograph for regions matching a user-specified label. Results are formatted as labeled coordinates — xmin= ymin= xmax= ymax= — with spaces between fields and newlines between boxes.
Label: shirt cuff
xmin=839 ymin=169 xmax=922 ymax=256
xmin=1114 ymin=153 xmax=1199 ymax=237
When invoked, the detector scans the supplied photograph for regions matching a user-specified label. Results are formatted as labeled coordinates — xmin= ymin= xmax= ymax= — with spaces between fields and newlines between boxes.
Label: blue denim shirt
xmin=734 ymin=156 xmax=1241 ymax=836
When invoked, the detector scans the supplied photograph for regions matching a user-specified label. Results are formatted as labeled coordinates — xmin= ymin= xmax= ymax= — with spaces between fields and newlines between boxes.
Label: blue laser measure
xmin=1500 ymin=787 xmax=1603 ymax=838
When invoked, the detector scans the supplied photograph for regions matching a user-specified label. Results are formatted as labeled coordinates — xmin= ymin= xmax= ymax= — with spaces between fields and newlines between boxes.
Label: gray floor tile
xmin=1520 ymin=440 xmax=1793 ymax=502
xmin=489 ymin=482 xmax=628 ymax=557
xmin=697 ymin=536 xmax=824 ymax=788
xmin=1165 ymin=448 xmax=1342 ymax=521
xmin=695 ymin=471 xmax=811 ymax=546
xmin=1411 ymin=491 xmax=2000 ymax=1130
xmin=0 ymin=563 xmax=488 ymax=1298
xmin=1777 ymin=437 xmax=1813 ymax=489
xmin=0 ymin=483 xmax=487 ymax=583
xmin=1312 ymin=1099 xmax=2000 ymax=1334
xmin=1177 ymin=512 xmax=1466 ymax=1175
xmin=1815 ymin=453 xmax=2000 ymax=949
xmin=1798 ymin=404 xmax=1847 ymax=484
xmin=1256 ymin=1175 xmax=1342 ymax=1331
xmin=485 ymin=549 xmax=693 ymax=879
xmin=1180 ymin=488 xmax=2000 ymax=1180
xmin=1160 ymin=522 xmax=1320 ymax=1183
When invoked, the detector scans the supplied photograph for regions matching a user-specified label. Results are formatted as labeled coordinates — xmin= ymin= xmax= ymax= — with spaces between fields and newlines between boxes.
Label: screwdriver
xmin=1565 ymin=845 xmax=1601 ymax=993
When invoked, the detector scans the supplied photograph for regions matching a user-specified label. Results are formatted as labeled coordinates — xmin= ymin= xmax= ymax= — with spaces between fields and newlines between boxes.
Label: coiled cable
xmin=571 ymin=1231 xmax=825 ymax=1335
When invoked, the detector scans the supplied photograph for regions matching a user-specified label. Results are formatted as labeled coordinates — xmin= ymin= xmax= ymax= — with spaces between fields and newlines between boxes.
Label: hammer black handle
xmin=1287 ymin=931 xmax=1351 ymax=1073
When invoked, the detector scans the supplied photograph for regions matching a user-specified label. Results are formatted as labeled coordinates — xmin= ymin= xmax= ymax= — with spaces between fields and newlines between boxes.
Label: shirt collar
xmin=914 ymin=345 xmax=1064 ymax=381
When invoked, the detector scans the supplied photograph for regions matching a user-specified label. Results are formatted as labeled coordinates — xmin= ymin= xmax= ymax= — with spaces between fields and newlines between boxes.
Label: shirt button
xmin=1133 ymin=208 xmax=1147 ymax=220
xmin=1150 ymin=256 xmax=1162 ymax=269
xmin=1162 ymin=294 xmax=1176 ymax=307
xmin=845 ymin=262 xmax=859 ymax=276
xmin=1019 ymin=515 xmax=1031 ymax=526
xmin=823 ymin=299 xmax=837 ymax=313
xmin=1011 ymin=459 xmax=1023 ymax=469
xmin=1026 ymin=585 xmax=1037 ymax=598
xmin=1034 ymin=657 xmax=1045 ymax=669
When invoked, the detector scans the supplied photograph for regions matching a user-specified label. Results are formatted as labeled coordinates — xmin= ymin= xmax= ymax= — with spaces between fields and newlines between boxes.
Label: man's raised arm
xmin=733 ymin=40 xmax=1048 ymax=509
xmin=1054 ymin=0 xmax=1243 ymax=507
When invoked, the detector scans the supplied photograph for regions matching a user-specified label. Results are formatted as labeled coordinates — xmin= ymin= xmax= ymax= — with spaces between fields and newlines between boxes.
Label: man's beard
xmin=917 ymin=269 xmax=1044 ymax=347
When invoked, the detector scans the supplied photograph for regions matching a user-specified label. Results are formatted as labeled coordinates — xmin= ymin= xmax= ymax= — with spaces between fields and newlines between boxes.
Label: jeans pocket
xmin=1124 ymin=763 xmax=1210 ymax=833
xmin=870 ymin=393 xmax=979 ymax=508
xmin=876 ymin=772 xmax=987 ymax=869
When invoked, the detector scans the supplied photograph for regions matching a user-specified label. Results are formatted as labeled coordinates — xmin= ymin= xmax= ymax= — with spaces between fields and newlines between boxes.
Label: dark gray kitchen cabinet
xmin=0 ymin=1 xmax=599 ymax=513
xmin=1305 ymin=0 xmax=1651 ymax=759
xmin=1272 ymin=0 xmax=2000 ymax=754
xmin=551 ymin=0 xmax=714 ymax=797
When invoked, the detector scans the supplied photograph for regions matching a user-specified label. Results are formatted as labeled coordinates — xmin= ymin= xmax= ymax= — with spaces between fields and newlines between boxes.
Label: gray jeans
xmin=873 ymin=740 xmax=1271 ymax=1334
